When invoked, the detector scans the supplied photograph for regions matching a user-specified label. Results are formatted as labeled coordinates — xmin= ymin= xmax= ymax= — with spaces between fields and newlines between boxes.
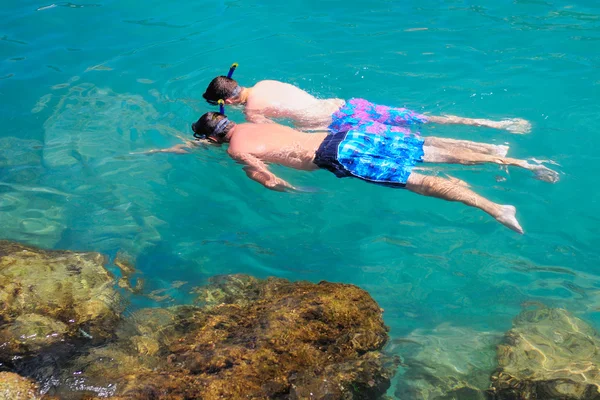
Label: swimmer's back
xmin=228 ymin=123 xmax=327 ymax=170
xmin=247 ymin=80 xmax=344 ymax=128
xmin=248 ymin=80 xmax=320 ymax=110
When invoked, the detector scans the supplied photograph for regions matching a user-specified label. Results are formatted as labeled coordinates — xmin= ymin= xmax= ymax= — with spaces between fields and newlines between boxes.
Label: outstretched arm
xmin=245 ymin=110 xmax=276 ymax=125
xmin=134 ymin=141 xmax=200 ymax=155
xmin=233 ymin=153 xmax=294 ymax=191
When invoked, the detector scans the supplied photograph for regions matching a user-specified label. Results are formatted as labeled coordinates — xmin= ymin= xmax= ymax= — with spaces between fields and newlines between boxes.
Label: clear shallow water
xmin=1 ymin=0 xmax=600 ymax=392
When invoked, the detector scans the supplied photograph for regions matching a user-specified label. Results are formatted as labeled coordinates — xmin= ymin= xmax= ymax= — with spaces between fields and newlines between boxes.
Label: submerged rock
xmin=0 ymin=372 xmax=42 ymax=400
xmin=489 ymin=307 xmax=600 ymax=400
xmin=0 ymin=241 xmax=121 ymax=363
xmin=395 ymin=326 xmax=499 ymax=400
xmin=57 ymin=275 xmax=398 ymax=399
xmin=0 ymin=314 xmax=68 ymax=355
xmin=193 ymin=273 xmax=261 ymax=308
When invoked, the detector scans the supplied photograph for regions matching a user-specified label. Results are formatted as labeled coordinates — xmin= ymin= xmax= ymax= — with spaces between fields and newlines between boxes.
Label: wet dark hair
xmin=202 ymin=76 xmax=239 ymax=104
xmin=191 ymin=112 xmax=234 ymax=141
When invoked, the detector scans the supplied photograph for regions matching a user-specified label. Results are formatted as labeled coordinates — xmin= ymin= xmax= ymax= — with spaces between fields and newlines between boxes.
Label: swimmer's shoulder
xmin=228 ymin=125 xmax=276 ymax=156
xmin=247 ymin=81 xmax=281 ymax=107
xmin=227 ymin=130 xmax=247 ymax=155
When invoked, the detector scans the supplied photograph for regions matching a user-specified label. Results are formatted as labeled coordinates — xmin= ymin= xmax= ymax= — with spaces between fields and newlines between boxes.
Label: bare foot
xmin=501 ymin=118 xmax=531 ymax=134
xmin=496 ymin=205 xmax=524 ymax=234
xmin=531 ymin=165 xmax=560 ymax=183
xmin=493 ymin=144 xmax=509 ymax=157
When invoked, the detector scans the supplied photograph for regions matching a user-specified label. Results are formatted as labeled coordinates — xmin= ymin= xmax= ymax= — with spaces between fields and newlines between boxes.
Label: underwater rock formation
xmin=489 ymin=308 xmax=600 ymax=400
xmin=0 ymin=241 xmax=396 ymax=399
xmin=0 ymin=241 xmax=121 ymax=364
xmin=193 ymin=273 xmax=261 ymax=308
xmin=57 ymin=274 xmax=398 ymax=399
xmin=0 ymin=372 xmax=42 ymax=400
xmin=394 ymin=326 xmax=500 ymax=400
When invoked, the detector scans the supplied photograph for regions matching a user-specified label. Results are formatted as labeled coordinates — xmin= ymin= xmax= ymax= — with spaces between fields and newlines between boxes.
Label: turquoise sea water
xmin=1 ymin=0 xmax=600 ymax=394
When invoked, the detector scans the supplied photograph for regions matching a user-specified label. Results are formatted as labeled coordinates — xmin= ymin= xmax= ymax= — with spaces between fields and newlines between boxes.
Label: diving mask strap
xmin=213 ymin=118 xmax=230 ymax=137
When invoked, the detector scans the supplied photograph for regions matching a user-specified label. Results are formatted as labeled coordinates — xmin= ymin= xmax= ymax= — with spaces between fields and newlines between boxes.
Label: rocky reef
xmin=394 ymin=307 xmax=600 ymax=400
xmin=56 ymin=274 xmax=398 ymax=399
xmin=0 ymin=240 xmax=397 ymax=399
xmin=0 ymin=240 xmax=121 ymax=367
xmin=7 ymin=238 xmax=600 ymax=400
xmin=489 ymin=307 xmax=600 ymax=400
xmin=0 ymin=372 xmax=42 ymax=400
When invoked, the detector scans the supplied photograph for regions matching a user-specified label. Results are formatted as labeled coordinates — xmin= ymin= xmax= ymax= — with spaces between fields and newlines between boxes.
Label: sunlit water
xmin=1 ymin=0 xmax=600 ymax=394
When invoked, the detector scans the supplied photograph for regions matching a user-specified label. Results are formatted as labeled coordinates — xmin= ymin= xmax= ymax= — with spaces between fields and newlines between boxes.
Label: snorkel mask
xmin=192 ymin=100 xmax=230 ymax=140
xmin=206 ymin=62 xmax=240 ymax=105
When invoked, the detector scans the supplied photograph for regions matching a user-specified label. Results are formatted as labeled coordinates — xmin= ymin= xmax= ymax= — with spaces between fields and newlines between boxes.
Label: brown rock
xmin=0 ymin=240 xmax=122 ymax=363
xmin=0 ymin=372 xmax=42 ymax=400
xmin=59 ymin=275 xmax=397 ymax=399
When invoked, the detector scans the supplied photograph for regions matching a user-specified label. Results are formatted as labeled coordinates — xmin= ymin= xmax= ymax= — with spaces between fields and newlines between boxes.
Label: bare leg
xmin=424 ymin=137 xmax=509 ymax=157
xmin=422 ymin=146 xmax=559 ymax=183
xmin=406 ymin=173 xmax=523 ymax=233
xmin=426 ymin=115 xmax=531 ymax=134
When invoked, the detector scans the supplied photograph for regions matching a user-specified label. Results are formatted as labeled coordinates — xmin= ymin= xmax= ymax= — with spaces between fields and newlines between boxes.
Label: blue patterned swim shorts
xmin=314 ymin=128 xmax=425 ymax=187
xmin=329 ymin=98 xmax=429 ymax=134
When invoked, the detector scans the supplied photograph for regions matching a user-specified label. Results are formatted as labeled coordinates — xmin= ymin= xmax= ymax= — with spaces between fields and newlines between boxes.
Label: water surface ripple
xmin=1 ymin=0 xmax=600 ymax=393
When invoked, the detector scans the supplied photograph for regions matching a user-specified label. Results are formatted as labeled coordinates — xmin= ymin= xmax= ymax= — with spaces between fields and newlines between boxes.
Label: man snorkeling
xmin=202 ymin=63 xmax=532 ymax=134
xmin=160 ymin=101 xmax=558 ymax=234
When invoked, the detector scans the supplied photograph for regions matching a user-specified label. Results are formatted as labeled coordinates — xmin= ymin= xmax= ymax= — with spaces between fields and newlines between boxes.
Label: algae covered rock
xmin=59 ymin=275 xmax=398 ymax=399
xmin=289 ymin=352 xmax=399 ymax=400
xmin=395 ymin=326 xmax=500 ymax=400
xmin=0 ymin=372 xmax=42 ymax=400
xmin=0 ymin=241 xmax=121 ymax=361
xmin=490 ymin=307 xmax=600 ymax=400
xmin=193 ymin=273 xmax=261 ymax=308
xmin=0 ymin=314 xmax=68 ymax=355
